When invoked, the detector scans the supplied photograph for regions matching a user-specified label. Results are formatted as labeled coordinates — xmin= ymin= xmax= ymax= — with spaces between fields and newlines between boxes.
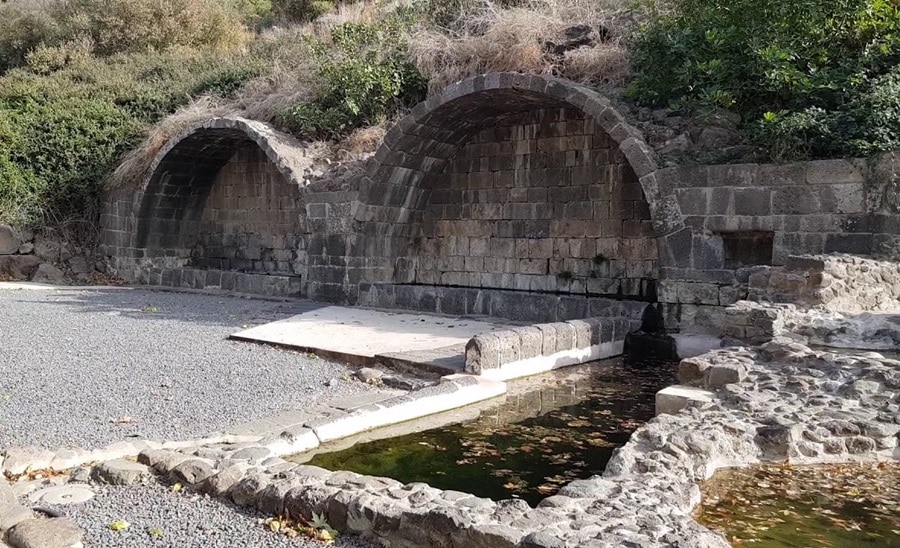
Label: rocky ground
xmin=0 ymin=287 xmax=375 ymax=449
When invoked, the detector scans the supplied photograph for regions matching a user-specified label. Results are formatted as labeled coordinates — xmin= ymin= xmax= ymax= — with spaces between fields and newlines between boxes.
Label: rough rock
xmin=90 ymin=459 xmax=150 ymax=486
xmin=17 ymin=243 xmax=34 ymax=255
xmin=31 ymin=236 xmax=61 ymax=262
xmin=0 ymin=256 xmax=41 ymax=280
xmin=0 ymin=481 xmax=14 ymax=505
xmin=356 ymin=368 xmax=384 ymax=383
xmin=0 ymin=224 xmax=18 ymax=255
xmin=30 ymin=263 xmax=66 ymax=285
xmin=231 ymin=446 xmax=270 ymax=461
xmin=0 ymin=503 xmax=33 ymax=532
xmin=2 ymin=447 xmax=54 ymax=476
xmin=67 ymin=257 xmax=90 ymax=275
xmin=6 ymin=517 xmax=83 ymax=548
xmin=170 ymin=459 xmax=215 ymax=484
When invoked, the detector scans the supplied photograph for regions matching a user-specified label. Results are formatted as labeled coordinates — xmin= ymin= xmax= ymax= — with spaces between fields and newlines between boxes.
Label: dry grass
xmin=409 ymin=0 xmax=636 ymax=92
xmin=110 ymin=98 xmax=226 ymax=188
xmin=110 ymin=0 xmax=642 ymax=189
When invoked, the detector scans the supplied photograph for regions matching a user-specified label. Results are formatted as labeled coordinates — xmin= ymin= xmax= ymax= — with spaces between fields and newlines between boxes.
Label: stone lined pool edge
xmin=83 ymin=338 xmax=899 ymax=547
xmin=2 ymin=338 xmax=897 ymax=547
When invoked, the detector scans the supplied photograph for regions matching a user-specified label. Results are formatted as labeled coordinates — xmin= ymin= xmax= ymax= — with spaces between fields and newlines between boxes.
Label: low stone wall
xmin=465 ymin=317 xmax=636 ymax=380
xmin=129 ymin=266 xmax=302 ymax=297
xmin=0 ymin=223 xmax=101 ymax=285
xmin=121 ymin=339 xmax=896 ymax=548
xmin=748 ymin=254 xmax=900 ymax=311
xmin=357 ymin=283 xmax=649 ymax=323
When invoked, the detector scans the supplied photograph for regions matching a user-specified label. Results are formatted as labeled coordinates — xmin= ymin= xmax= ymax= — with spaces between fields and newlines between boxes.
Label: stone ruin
xmin=99 ymin=72 xmax=900 ymax=334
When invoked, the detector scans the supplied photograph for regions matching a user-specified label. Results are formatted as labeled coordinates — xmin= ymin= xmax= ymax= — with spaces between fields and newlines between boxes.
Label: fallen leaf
xmin=109 ymin=521 xmax=130 ymax=532
xmin=170 ymin=483 xmax=183 ymax=493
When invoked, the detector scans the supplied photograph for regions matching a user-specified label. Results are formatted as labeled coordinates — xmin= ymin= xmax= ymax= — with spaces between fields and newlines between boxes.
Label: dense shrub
xmin=629 ymin=0 xmax=900 ymax=159
xmin=0 ymin=49 xmax=262 ymax=226
xmin=271 ymin=0 xmax=337 ymax=22
xmin=0 ymin=0 xmax=250 ymax=74
xmin=278 ymin=17 xmax=428 ymax=139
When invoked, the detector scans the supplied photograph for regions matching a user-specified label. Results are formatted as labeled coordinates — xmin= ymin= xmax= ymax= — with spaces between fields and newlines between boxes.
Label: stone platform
xmin=230 ymin=306 xmax=505 ymax=367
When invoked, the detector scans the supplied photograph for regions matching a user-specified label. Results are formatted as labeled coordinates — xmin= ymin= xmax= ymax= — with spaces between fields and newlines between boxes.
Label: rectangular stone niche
xmin=720 ymin=231 xmax=774 ymax=268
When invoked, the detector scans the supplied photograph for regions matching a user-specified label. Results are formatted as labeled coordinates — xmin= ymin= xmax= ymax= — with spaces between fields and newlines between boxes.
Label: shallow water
xmin=697 ymin=462 xmax=900 ymax=547
xmin=304 ymin=359 xmax=676 ymax=506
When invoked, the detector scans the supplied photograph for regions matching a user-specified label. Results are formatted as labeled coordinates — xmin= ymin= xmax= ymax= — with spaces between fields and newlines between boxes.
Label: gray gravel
xmin=53 ymin=478 xmax=375 ymax=548
xmin=0 ymin=287 xmax=374 ymax=449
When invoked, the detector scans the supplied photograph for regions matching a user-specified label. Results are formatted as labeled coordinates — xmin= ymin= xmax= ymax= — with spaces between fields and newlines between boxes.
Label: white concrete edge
xmin=309 ymin=379 xmax=507 ymax=444
xmin=479 ymin=341 xmax=625 ymax=382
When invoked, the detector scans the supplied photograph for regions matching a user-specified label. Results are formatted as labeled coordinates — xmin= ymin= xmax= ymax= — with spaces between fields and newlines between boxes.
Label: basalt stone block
xmin=465 ymin=333 xmax=501 ymax=374
xmin=496 ymin=330 xmax=521 ymax=365
xmin=513 ymin=326 xmax=543 ymax=360
xmin=704 ymin=363 xmax=748 ymax=388
xmin=554 ymin=322 xmax=577 ymax=353
xmin=660 ymin=227 xmax=693 ymax=268
xmin=535 ymin=323 xmax=558 ymax=356
xmin=566 ymin=319 xmax=593 ymax=349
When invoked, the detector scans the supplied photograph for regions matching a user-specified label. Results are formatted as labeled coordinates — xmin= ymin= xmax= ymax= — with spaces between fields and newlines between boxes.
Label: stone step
xmin=375 ymin=344 xmax=467 ymax=377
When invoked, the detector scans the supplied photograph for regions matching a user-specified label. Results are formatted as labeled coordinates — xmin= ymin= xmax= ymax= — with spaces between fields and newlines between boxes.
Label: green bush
xmin=278 ymin=18 xmax=428 ymax=139
xmin=0 ymin=0 xmax=250 ymax=74
xmin=0 ymin=49 xmax=261 ymax=227
xmin=0 ymin=5 xmax=61 ymax=73
xmin=629 ymin=0 xmax=900 ymax=159
xmin=271 ymin=0 xmax=336 ymax=22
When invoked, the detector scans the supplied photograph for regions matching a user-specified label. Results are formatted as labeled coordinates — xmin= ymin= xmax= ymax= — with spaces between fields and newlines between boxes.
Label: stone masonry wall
xmin=747 ymin=254 xmax=900 ymax=311
xmin=190 ymin=146 xmax=305 ymax=276
xmin=657 ymin=158 xmax=900 ymax=333
xmin=414 ymin=107 xmax=657 ymax=299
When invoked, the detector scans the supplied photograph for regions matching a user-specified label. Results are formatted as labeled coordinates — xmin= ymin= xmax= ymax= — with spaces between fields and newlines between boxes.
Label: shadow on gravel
xmin=6 ymin=287 xmax=327 ymax=330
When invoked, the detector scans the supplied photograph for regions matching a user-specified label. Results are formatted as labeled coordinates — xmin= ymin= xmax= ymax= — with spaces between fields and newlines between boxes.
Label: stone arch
xmin=125 ymin=117 xmax=307 ymax=285
xmin=350 ymin=73 xmax=683 ymax=310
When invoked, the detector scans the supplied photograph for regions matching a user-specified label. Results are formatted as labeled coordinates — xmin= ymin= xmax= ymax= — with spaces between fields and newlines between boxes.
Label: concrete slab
xmin=327 ymin=391 xmax=403 ymax=412
xmin=376 ymin=344 xmax=468 ymax=377
xmin=231 ymin=306 xmax=502 ymax=364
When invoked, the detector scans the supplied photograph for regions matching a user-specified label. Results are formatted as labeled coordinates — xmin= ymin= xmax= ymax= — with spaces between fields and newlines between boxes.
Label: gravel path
xmin=54 ymin=479 xmax=375 ymax=548
xmin=0 ymin=287 xmax=375 ymax=449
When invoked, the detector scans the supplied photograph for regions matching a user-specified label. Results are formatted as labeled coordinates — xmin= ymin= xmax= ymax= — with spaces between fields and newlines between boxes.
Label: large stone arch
xmin=103 ymin=117 xmax=308 ymax=294
xmin=348 ymin=73 xmax=684 ymax=318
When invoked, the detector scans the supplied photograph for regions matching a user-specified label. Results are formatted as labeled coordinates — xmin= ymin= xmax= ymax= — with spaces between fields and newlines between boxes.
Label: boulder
xmin=30 ymin=263 xmax=66 ymax=285
xmin=6 ymin=517 xmax=83 ymax=548
xmin=0 ymin=224 xmax=19 ymax=255
xmin=0 ymin=256 xmax=41 ymax=280
xmin=67 ymin=257 xmax=91 ymax=275
xmin=91 ymin=459 xmax=150 ymax=486
xmin=32 ymin=235 xmax=61 ymax=262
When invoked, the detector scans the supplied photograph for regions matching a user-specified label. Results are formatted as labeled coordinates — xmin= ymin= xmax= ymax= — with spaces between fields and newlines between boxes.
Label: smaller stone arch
xmin=103 ymin=117 xmax=309 ymax=292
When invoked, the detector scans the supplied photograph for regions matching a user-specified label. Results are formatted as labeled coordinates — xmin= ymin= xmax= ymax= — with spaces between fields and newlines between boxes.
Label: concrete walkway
xmin=230 ymin=306 xmax=504 ymax=364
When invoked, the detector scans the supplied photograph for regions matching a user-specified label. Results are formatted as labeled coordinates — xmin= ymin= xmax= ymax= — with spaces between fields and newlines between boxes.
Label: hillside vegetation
xmin=0 ymin=0 xmax=897 ymax=230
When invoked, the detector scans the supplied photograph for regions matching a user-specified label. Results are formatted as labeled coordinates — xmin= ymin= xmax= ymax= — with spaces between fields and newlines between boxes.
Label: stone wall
xmin=189 ymin=146 xmax=305 ymax=276
xmin=100 ymin=118 xmax=309 ymax=297
xmin=414 ymin=107 xmax=656 ymax=299
xmin=657 ymin=157 xmax=900 ymax=332
xmin=747 ymin=254 xmax=900 ymax=312
xmin=99 ymin=75 xmax=900 ymax=332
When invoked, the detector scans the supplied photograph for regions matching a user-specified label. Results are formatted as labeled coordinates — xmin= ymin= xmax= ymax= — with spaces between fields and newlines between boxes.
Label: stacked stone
xmin=414 ymin=107 xmax=657 ymax=299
